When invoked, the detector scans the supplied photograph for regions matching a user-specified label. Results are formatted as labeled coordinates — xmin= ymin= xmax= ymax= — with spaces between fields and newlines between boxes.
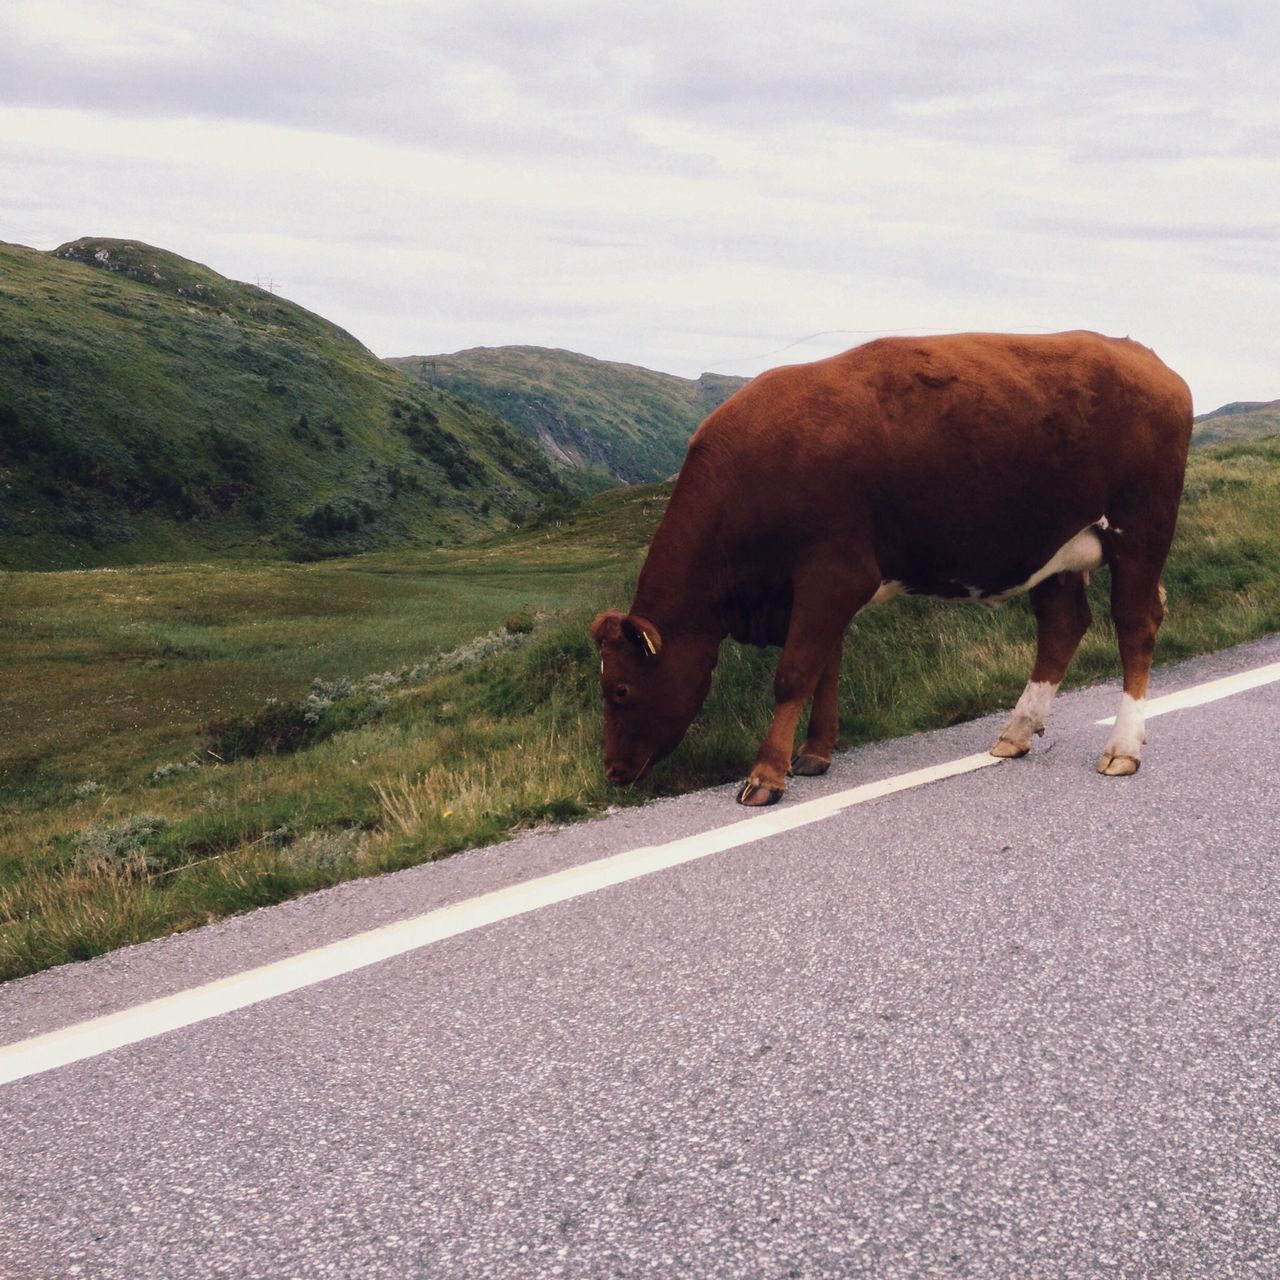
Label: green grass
xmin=3 ymin=440 xmax=1280 ymax=979
xmin=0 ymin=238 xmax=571 ymax=570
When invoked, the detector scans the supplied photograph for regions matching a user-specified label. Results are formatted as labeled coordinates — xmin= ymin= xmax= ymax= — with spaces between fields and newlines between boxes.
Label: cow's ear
xmin=591 ymin=610 xmax=626 ymax=647
xmin=621 ymin=614 xmax=663 ymax=658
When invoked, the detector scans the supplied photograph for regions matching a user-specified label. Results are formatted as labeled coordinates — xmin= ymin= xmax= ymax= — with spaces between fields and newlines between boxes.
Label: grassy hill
xmin=1192 ymin=399 xmax=1280 ymax=447
xmin=387 ymin=346 xmax=748 ymax=486
xmin=0 ymin=239 xmax=573 ymax=570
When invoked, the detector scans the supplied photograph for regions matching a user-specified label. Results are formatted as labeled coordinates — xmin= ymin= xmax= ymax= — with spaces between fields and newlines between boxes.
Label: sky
xmin=2 ymin=0 xmax=1277 ymax=412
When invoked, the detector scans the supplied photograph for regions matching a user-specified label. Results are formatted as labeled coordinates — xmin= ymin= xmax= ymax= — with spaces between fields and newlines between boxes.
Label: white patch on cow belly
xmin=1105 ymin=692 xmax=1146 ymax=758
xmin=979 ymin=521 xmax=1107 ymax=605
xmin=868 ymin=580 xmax=904 ymax=607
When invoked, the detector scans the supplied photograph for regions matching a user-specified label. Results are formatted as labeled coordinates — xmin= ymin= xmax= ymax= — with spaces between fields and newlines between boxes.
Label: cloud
xmin=1 ymin=0 xmax=1278 ymax=411
xmin=7 ymin=1 xmax=1272 ymax=160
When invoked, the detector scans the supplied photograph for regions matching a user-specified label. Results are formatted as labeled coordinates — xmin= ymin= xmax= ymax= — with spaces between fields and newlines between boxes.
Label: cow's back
xmin=681 ymin=331 xmax=1192 ymax=598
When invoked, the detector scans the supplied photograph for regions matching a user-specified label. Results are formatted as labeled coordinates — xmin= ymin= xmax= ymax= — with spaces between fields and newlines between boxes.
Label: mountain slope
xmin=387 ymin=346 xmax=748 ymax=485
xmin=1192 ymin=399 xmax=1280 ymax=448
xmin=0 ymin=239 xmax=571 ymax=570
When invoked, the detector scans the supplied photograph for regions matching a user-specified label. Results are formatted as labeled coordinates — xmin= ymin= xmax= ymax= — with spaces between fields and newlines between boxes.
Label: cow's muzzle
xmin=605 ymin=755 xmax=652 ymax=786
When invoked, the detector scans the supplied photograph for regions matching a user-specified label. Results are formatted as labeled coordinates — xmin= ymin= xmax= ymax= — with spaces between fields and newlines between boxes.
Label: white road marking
xmin=0 ymin=753 xmax=1001 ymax=1087
xmin=1095 ymin=660 xmax=1280 ymax=725
xmin=5 ymin=656 xmax=1280 ymax=1088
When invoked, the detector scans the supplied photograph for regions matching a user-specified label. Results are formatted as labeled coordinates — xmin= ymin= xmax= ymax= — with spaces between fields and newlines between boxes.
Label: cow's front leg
xmin=738 ymin=565 xmax=875 ymax=806
xmin=737 ymin=666 xmax=817 ymax=806
xmin=791 ymin=641 xmax=842 ymax=777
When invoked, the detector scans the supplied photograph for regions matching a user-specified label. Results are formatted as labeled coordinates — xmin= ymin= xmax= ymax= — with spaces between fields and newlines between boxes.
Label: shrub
xmin=204 ymin=698 xmax=314 ymax=761
xmin=151 ymin=760 xmax=201 ymax=783
xmin=72 ymin=815 xmax=171 ymax=879
xmin=202 ymin=675 xmax=397 ymax=762
xmin=298 ymin=498 xmax=376 ymax=537
xmin=207 ymin=428 xmax=259 ymax=481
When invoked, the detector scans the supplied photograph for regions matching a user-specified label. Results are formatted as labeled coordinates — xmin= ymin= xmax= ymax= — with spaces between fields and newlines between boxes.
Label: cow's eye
xmin=611 ymin=683 xmax=631 ymax=704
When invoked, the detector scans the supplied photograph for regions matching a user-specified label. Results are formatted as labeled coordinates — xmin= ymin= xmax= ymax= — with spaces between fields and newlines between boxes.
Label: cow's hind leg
xmin=1097 ymin=559 xmax=1166 ymax=776
xmin=991 ymin=571 xmax=1092 ymax=758
xmin=739 ymin=563 xmax=877 ymax=806
xmin=791 ymin=641 xmax=842 ymax=777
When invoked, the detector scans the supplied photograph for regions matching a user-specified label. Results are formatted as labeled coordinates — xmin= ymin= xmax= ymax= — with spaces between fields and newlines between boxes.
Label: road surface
xmin=2 ymin=636 xmax=1278 ymax=1278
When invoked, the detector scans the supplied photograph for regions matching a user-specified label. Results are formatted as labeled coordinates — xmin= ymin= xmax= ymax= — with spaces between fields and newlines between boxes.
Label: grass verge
xmin=3 ymin=439 xmax=1280 ymax=979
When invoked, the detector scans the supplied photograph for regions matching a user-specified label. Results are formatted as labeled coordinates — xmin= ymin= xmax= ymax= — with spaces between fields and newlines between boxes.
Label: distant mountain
xmin=387 ymin=346 xmax=748 ymax=486
xmin=0 ymin=239 xmax=572 ymax=569
xmin=1192 ymin=399 xmax=1280 ymax=448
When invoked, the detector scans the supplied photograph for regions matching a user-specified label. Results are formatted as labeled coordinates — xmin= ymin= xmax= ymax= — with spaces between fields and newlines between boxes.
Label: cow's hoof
xmin=737 ymin=778 xmax=785 ymax=806
xmin=1097 ymin=752 xmax=1141 ymax=776
xmin=789 ymin=754 xmax=831 ymax=777
xmin=989 ymin=736 xmax=1030 ymax=758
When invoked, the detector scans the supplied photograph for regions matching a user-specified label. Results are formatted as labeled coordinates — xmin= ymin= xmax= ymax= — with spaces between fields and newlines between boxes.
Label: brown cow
xmin=592 ymin=331 xmax=1192 ymax=805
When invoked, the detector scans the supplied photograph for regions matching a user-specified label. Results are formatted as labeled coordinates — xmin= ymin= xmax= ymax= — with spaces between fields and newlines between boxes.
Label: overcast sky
xmin=2 ymin=0 xmax=1277 ymax=411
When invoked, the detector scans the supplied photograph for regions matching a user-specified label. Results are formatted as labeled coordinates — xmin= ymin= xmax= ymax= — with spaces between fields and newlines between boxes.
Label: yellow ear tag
xmin=640 ymin=632 xmax=657 ymax=657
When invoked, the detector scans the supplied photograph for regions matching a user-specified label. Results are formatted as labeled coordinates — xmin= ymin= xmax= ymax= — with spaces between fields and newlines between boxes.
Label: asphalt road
xmin=2 ymin=636 xmax=1278 ymax=1279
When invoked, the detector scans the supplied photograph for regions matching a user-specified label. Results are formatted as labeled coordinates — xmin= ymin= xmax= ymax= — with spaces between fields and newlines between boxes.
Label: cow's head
xmin=590 ymin=610 xmax=719 ymax=784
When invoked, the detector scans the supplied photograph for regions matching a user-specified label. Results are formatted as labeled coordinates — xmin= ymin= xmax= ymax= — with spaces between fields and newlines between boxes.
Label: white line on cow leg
xmin=991 ymin=680 xmax=1059 ymax=756
xmin=1099 ymin=692 xmax=1146 ymax=775
xmin=1110 ymin=692 xmax=1147 ymax=753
